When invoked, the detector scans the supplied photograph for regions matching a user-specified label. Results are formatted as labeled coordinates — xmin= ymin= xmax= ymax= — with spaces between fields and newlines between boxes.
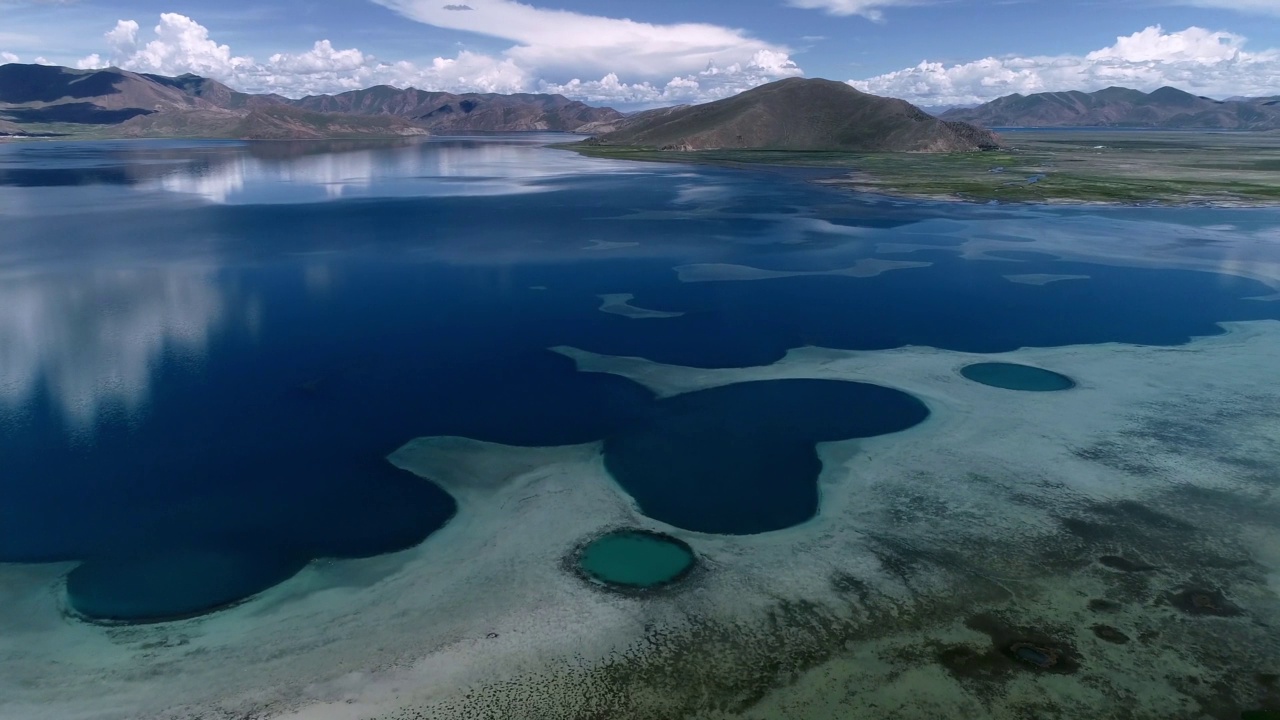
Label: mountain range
xmin=0 ymin=63 xmax=622 ymax=139
xmin=589 ymin=78 xmax=1001 ymax=152
xmin=4 ymin=62 xmax=1277 ymax=143
xmin=942 ymin=86 xmax=1280 ymax=130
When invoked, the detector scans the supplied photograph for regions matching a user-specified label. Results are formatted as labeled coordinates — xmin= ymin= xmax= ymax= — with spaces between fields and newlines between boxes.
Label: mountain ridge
xmin=589 ymin=78 xmax=1001 ymax=152
xmin=942 ymin=86 xmax=1280 ymax=129
xmin=0 ymin=63 xmax=623 ymax=139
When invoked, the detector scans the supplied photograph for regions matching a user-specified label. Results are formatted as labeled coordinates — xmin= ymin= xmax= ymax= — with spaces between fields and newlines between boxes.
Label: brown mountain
xmin=0 ymin=62 xmax=624 ymax=138
xmin=942 ymin=86 xmax=1280 ymax=129
xmin=292 ymin=86 xmax=624 ymax=133
xmin=114 ymin=106 xmax=429 ymax=140
xmin=138 ymin=73 xmax=290 ymax=110
xmin=0 ymin=63 xmax=205 ymax=124
xmin=588 ymin=78 xmax=1000 ymax=152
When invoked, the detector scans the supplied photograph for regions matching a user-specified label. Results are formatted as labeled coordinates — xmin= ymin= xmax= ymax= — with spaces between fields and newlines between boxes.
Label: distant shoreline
xmin=565 ymin=130 xmax=1280 ymax=207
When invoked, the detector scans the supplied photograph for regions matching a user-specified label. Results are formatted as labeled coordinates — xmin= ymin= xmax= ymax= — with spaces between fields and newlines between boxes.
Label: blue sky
xmin=1 ymin=0 xmax=1277 ymax=106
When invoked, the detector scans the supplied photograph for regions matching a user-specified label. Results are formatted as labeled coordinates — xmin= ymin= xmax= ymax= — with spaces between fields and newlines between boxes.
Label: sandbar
xmin=4 ymin=322 xmax=1279 ymax=720
xmin=596 ymin=293 xmax=685 ymax=319
xmin=675 ymin=258 xmax=931 ymax=283
xmin=1004 ymin=273 xmax=1091 ymax=286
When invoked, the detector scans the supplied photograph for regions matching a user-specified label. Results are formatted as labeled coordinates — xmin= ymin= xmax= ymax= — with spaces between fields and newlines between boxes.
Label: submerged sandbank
xmin=1003 ymin=273 xmax=1091 ymax=286
xmin=596 ymin=293 xmax=684 ymax=319
xmin=675 ymin=258 xmax=931 ymax=283
xmin=3 ymin=322 xmax=1279 ymax=720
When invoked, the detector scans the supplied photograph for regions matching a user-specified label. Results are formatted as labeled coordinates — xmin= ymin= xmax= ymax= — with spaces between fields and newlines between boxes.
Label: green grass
xmin=569 ymin=131 xmax=1280 ymax=206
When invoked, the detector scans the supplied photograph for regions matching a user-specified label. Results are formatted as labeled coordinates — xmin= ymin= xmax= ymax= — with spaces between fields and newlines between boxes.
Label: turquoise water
xmin=577 ymin=530 xmax=695 ymax=588
xmin=961 ymin=362 xmax=1077 ymax=391
xmin=2 ymin=136 xmax=1280 ymax=621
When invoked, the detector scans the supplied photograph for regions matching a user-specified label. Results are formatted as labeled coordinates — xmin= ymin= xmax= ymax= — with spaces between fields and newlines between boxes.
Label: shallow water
xmin=577 ymin=530 xmax=695 ymax=589
xmin=2 ymin=135 xmax=1280 ymax=622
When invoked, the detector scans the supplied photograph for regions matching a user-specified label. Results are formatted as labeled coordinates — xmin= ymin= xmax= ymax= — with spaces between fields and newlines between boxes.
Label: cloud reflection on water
xmin=0 ymin=266 xmax=224 ymax=428
xmin=0 ymin=135 xmax=652 ymax=212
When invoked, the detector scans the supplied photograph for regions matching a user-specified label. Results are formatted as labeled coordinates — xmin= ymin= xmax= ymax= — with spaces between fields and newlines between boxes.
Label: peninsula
xmin=572 ymin=80 xmax=1280 ymax=207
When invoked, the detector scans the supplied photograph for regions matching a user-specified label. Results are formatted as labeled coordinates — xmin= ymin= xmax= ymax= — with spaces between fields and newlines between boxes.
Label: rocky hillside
xmin=292 ymin=86 xmax=623 ymax=132
xmin=0 ymin=63 xmax=202 ymax=124
xmin=942 ymin=86 xmax=1280 ymax=130
xmin=589 ymin=78 xmax=1000 ymax=152
xmin=114 ymin=106 xmax=430 ymax=140
xmin=0 ymin=62 xmax=623 ymax=138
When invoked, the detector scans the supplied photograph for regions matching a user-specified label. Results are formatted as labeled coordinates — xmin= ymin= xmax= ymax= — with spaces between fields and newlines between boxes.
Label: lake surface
xmin=2 ymin=135 xmax=1280 ymax=623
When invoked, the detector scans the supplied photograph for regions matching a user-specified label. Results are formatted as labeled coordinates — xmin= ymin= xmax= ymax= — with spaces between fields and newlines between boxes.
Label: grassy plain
xmin=571 ymin=130 xmax=1280 ymax=205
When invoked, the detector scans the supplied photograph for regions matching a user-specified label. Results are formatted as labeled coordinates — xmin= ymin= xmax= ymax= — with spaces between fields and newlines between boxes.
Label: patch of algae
xmin=379 ymin=495 xmax=1277 ymax=720
xmin=379 ymin=364 xmax=1280 ymax=720
xmin=379 ymin=567 xmax=1011 ymax=720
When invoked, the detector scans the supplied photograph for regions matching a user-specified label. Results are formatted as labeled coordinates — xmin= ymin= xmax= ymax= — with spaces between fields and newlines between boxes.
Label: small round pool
xmin=575 ymin=529 xmax=696 ymax=591
xmin=960 ymin=362 xmax=1076 ymax=392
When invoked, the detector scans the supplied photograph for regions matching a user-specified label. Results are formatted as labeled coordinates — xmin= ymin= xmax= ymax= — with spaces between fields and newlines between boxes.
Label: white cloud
xmin=541 ymin=51 xmax=802 ymax=105
xmin=850 ymin=25 xmax=1280 ymax=106
xmin=268 ymin=40 xmax=368 ymax=75
xmin=1 ymin=51 xmax=19 ymax=63
xmin=90 ymin=14 xmax=529 ymax=96
xmin=88 ymin=11 xmax=798 ymax=105
xmin=104 ymin=14 xmax=253 ymax=78
xmin=370 ymin=0 xmax=799 ymax=82
xmin=785 ymin=0 xmax=920 ymax=21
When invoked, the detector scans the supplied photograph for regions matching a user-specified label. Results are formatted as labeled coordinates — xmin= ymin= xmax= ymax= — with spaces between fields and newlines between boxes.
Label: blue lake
xmin=2 ymin=135 xmax=1279 ymax=622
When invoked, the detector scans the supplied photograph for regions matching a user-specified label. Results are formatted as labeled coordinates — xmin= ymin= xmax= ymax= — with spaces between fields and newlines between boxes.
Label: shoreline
xmin=564 ymin=131 xmax=1280 ymax=208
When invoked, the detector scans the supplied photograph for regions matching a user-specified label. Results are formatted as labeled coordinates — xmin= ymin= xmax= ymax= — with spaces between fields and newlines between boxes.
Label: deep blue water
xmin=3 ymin=136 xmax=1279 ymax=621
xmin=604 ymin=380 xmax=929 ymax=535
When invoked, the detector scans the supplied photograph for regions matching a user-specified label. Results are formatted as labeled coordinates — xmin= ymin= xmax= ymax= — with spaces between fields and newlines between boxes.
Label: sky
xmin=0 ymin=0 xmax=1278 ymax=108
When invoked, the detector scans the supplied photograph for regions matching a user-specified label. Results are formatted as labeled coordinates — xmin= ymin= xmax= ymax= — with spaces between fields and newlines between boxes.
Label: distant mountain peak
xmin=0 ymin=63 xmax=625 ymax=138
xmin=941 ymin=85 xmax=1280 ymax=130
xmin=590 ymin=77 xmax=999 ymax=153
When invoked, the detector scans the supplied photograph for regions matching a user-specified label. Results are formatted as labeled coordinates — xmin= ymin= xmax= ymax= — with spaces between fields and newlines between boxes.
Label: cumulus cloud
xmin=79 ymin=13 xmax=529 ymax=96
xmin=268 ymin=40 xmax=368 ymax=75
xmin=541 ymin=51 xmax=802 ymax=105
xmin=83 ymin=11 xmax=798 ymax=104
xmin=785 ymin=0 xmax=919 ymax=21
xmin=101 ymin=14 xmax=253 ymax=78
xmin=370 ymin=0 xmax=800 ymax=81
xmin=850 ymin=25 xmax=1280 ymax=106
xmin=1 ymin=51 xmax=19 ymax=63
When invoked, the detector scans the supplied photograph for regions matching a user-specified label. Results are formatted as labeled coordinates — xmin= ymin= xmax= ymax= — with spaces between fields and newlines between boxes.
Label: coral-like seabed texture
xmin=3 ymin=321 xmax=1278 ymax=720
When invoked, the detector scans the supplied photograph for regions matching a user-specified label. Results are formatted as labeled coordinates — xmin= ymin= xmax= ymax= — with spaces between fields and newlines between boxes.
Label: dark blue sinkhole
xmin=961 ymin=362 xmax=1077 ymax=391
xmin=603 ymin=379 xmax=930 ymax=534
xmin=66 ymin=550 xmax=309 ymax=624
